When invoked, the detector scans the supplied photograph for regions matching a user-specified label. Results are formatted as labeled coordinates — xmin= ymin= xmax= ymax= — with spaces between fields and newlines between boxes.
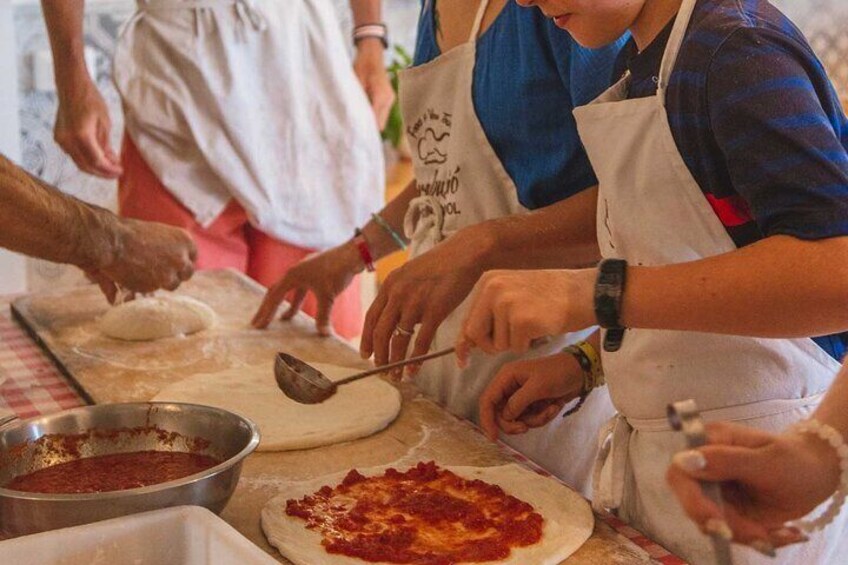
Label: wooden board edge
xmin=9 ymin=302 xmax=95 ymax=405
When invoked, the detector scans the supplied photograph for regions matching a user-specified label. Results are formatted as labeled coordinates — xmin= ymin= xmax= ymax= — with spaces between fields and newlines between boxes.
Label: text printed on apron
xmin=398 ymin=0 xmax=615 ymax=496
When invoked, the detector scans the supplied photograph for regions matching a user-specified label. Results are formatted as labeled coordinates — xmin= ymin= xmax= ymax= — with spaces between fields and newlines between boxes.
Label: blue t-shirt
xmin=413 ymin=0 xmax=623 ymax=209
xmin=616 ymin=0 xmax=848 ymax=360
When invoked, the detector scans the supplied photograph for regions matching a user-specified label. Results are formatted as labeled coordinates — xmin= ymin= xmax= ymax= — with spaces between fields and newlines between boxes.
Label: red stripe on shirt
xmin=705 ymin=193 xmax=753 ymax=227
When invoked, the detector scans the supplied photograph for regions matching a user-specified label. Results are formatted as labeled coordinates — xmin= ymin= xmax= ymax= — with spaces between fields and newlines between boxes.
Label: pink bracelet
xmin=353 ymin=23 xmax=388 ymax=49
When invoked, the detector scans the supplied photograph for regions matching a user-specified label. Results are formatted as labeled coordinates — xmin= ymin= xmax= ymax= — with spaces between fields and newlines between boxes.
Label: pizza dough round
xmin=100 ymin=296 xmax=217 ymax=341
xmin=153 ymin=362 xmax=402 ymax=451
xmin=261 ymin=463 xmax=594 ymax=565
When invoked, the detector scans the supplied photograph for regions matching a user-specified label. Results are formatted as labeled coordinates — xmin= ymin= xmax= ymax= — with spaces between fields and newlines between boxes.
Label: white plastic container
xmin=0 ymin=506 xmax=278 ymax=564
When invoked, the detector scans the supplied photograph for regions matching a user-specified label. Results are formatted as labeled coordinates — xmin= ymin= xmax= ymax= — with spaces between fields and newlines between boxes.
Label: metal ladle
xmin=668 ymin=399 xmax=734 ymax=565
xmin=275 ymin=347 xmax=456 ymax=404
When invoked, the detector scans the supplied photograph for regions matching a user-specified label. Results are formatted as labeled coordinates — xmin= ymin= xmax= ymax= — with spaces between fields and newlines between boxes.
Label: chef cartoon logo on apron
xmin=395 ymin=0 xmax=616 ymax=496
xmin=407 ymin=108 xmax=463 ymax=219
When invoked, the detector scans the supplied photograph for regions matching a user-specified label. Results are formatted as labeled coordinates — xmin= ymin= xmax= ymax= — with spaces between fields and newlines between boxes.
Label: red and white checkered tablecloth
xmin=0 ymin=303 xmax=85 ymax=419
xmin=0 ymin=296 xmax=685 ymax=563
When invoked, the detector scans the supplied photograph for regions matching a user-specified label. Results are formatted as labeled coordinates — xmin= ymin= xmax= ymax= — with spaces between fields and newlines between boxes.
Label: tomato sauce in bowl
xmin=6 ymin=450 xmax=221 ymax=494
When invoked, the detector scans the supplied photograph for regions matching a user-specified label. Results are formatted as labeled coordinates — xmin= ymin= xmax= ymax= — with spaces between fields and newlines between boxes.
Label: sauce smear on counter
xmin=6 ymin=451 xmax=220 ymax=493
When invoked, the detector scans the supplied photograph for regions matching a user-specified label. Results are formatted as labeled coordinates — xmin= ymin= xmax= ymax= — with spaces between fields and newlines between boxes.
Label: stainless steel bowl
xmin=0 ymin=402 xmax=260 ymax=536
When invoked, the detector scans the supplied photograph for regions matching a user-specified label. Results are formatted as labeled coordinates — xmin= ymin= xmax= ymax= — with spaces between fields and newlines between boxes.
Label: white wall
xmin=0 ymin=0 xmax=28 ymax=294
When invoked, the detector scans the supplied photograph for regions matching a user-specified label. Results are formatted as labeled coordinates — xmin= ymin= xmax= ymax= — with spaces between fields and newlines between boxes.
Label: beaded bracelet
xmin=372 ymin=213 xmax=408 ymax=251
xmin=790 ymin=419 xmax=848 ymax=532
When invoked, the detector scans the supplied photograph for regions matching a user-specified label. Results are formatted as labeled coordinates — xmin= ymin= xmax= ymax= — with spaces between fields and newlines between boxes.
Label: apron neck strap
xmin=469 ymin=0 xmax=493 ymax=43
xmin=657 ymin=0 xmax=698 ymax=92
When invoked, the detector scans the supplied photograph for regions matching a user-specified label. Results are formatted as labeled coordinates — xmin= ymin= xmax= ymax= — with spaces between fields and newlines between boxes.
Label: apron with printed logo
xmin=114 ymin=0 xmax=383 ymax=250
xmin=573 ymin=0 xmax=848 ymax=561
xmin=399 ymin=0 xmax=615 ymax=495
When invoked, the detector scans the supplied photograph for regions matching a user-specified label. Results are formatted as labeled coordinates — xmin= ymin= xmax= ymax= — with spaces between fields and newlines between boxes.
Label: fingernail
xmin=750 ymin=540 xmax=777 ymax=558
xmin=704 ymin=519 xmax=733 ymax=541
xmin=770 ymin=527 xmax=808 ymax=546
xmin=672 ymin=450 xmax=707 ymax=473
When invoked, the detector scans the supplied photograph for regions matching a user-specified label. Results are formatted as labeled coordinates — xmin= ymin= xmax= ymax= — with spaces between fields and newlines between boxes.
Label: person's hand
xmin=456 ymin=269 xmax=596 ymax=365
xmin=92 ymin=218 xmax=196 ymax=302
xmin=353 ymin=39 xmax=395 ymax=130
xmin=478 ymin=352 xmax=584 ymax=441
xmin=252 ymin=243 xmax=364 ymax=336
xmin=666 ymin=421 xmax=840 ymax=553
xmin=359 ymin=224 xmax=496 ymax=374
xmin=54 ymin=80 xmax=123 ymax=178
xmin=84 ymin=269 xmax=135 ymax=305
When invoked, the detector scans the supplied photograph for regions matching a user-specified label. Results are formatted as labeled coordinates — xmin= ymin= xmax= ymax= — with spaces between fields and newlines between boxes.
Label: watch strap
xmin=595 ymin=259 xmax=628 ymax=352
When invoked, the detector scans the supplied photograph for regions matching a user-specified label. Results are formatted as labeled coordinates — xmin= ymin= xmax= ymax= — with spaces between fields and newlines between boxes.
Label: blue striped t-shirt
xmin=414 ymin=0 xmax=623 ymax=209
xmin=618 ymin=0 xmax=848 ymax=360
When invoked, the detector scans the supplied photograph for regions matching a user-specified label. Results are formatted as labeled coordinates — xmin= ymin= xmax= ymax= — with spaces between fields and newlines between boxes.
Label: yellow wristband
xmin=575 ymin=340 xmax=604 ymax=389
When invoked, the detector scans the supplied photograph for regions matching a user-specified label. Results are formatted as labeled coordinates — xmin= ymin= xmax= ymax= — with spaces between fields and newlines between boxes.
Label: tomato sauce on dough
xmin=285 ymin=461 xmax=544 ymax=564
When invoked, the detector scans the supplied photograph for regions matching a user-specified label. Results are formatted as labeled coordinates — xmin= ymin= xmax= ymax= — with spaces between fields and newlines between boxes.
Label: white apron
xmin=113 ymin=0 xmax=384 ymax=250
xmin=398 ymin=0 xmax=615 ymax=496
xmin=573 ymin=1 xmax=848 ymax=562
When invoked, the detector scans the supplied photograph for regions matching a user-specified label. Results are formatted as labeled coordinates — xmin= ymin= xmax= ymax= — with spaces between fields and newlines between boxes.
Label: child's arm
xmin=458 ymin=234 xmax=848 ymax=354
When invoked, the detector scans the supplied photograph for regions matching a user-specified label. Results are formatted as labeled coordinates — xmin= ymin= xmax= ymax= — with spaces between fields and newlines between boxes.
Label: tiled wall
xmin=773 ymin=0 xmax=848 ymax=107
xmin=10 ymin=0 xmax=848 ymax=290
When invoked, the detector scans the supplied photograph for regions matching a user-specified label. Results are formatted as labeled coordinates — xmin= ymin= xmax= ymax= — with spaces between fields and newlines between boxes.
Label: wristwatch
xmin=595 ymin=258 xmax=627 ymax=352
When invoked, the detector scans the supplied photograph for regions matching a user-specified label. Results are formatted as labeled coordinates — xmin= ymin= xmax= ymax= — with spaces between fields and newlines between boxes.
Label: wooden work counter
xmin=10 ymin=270 xmax=673 ymax=564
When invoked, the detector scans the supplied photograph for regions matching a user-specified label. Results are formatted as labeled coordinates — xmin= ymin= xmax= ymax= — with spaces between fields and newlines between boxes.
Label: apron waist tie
xmin=136 ymin=0 xmax=267 ymax=32
xmin=591 ymin=392 xmax=827 ymax=513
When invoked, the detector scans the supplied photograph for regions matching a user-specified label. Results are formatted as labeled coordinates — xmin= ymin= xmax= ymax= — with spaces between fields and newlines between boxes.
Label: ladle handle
xmin=335 ymin=347 xmax=457 ymax=386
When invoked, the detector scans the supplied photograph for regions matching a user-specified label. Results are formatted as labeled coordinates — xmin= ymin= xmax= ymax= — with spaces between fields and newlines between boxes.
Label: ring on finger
xmin=393 ymin=325 xmax=415 ymax=338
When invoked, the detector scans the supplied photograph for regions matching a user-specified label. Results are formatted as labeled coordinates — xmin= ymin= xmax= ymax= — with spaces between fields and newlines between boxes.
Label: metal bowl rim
xmin=0 ymin=402 xmax=260 ymax=501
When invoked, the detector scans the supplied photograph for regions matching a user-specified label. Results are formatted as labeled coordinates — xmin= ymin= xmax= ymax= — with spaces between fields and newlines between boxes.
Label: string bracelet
xmin=372 ymin=213 xmax=407 ymax=251
xmin=353 ymin=228 xmax=375 ymax=272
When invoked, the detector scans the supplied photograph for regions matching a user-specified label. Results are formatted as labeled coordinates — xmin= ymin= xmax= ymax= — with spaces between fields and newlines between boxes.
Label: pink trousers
xmin=119 ymin=136 xmax=362 ymax=339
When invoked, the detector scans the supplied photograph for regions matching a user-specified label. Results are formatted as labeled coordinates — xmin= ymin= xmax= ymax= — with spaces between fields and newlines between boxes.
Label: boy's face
xmin=515 ymin=0 xmax=644 ymax=48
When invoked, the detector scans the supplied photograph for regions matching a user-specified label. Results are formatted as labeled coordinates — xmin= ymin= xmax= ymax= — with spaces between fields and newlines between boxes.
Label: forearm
xmin=621 ymin=235 xmax=848 ymax=337
xmin=813 ymin=365 xmax=848 ymax=437
xmin=359 ymin=179 xmax=417 ymax=261
xmin=479 ymin=186 xmax=600 ymax=271
xmin=0 ymin=153 xmax=117 ymax=269
xmin=41 ymin=1 xmax=92 ymax=101
xmin=349 ymin=0 xmax=381 ymax=26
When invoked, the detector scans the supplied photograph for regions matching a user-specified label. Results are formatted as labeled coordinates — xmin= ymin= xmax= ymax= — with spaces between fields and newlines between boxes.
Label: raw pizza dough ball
xmin=261 ymin=463 xmax=594 ymax=565
xmin=153 ymin=362 xmax=402 ymax=451
xmin=100 ymin=296 xmax=217 ymax=341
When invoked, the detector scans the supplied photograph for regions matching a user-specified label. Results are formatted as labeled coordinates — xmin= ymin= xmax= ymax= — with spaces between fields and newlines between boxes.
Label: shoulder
xmin=679 ymin=0 xmax=820 ymax=77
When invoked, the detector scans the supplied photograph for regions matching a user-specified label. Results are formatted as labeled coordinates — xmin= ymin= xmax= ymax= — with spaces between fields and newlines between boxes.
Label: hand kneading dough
xmin=262 ymin=463 xmax=594 ymax=565
xmin=153 ymin=363 xmax=402 ymax=451
xmin=100 ymin=296 xmax=217 ymax=341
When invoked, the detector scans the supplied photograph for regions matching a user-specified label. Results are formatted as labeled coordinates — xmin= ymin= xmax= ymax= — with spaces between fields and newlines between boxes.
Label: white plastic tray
xmin=0 ymin=505 xmax=278 ymax=564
